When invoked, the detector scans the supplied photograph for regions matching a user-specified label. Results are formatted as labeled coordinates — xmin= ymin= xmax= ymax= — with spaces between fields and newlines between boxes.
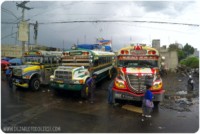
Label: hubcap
xmin=34 ymin=80 xmax=40 ymax=90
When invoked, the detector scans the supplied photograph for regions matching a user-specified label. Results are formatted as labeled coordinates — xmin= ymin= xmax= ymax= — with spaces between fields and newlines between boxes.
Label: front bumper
xmin=13 ymin=78 xmax=29 ymax=88
xmin=113 ymin=88 xmax=165 ymax=101
xmin=50 ymin=82 xmax=84 ymax=91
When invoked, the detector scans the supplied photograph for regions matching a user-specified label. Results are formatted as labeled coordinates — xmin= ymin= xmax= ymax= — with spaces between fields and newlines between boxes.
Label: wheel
xmin=81 ymin=85 xmax=89 ymax=99
xmin=15 ymin=85 xmax=21 ymax=90
xmin=153 ymin=101 xmax=160 ymax=108
xmin=30 ymin=77 xmax=40 ymax=91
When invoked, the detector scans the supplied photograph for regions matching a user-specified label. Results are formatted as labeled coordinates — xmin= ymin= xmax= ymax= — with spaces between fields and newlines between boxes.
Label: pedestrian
xmin=108 ymin=80 xmax=114 ymax=104
xmin=5 ymin=66 xmax=13 ymax=88
xmin=142 ymin=84 xmax=154 ymax=118
xmin=86 ymin=73 xmax=97 ymax=103
xmin=187 ymin=75 xmax=194 ymax=90
xmin=8 ymin=66 xmax=13 ymax=88
xmin=5 ymin=65 xmax=11 ymax=81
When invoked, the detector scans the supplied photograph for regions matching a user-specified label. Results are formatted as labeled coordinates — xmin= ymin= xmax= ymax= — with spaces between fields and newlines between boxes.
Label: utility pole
xmin=63 ymin=40 xmax=64 ymax=51
xmin=28 ymin=21 xmax=38 ymax=51
xmin=84 ymin=35 xmax=86 ymax=43
xmin=34 ymin=21 xmax=38 ymax=46
xmin=16 ymin=1 xmax=33 ymax=54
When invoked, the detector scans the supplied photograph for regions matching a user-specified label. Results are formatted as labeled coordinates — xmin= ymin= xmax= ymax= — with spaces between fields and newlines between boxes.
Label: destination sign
xmin=69 ymin=51 xmax=82 ymax=56
xmin=130 ymin=49 xmax=147 ymax=55
xmin=118 ymin=56 xmax=158 ymax=60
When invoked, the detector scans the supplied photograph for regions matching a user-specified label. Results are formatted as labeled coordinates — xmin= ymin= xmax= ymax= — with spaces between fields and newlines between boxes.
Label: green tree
xmin=177 ymin=49 xmax=186 ymax=62
xmin=168 ymin=43 xmax=179 ymax=51
xmin=182 ymin=43 xmax=194 ymax=56
xmin=180 ymin=56 xmax=199 ymax=68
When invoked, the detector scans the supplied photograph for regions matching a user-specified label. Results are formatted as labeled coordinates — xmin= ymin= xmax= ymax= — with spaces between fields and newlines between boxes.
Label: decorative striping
xmin=126 ymin=74 xmax=153 ymax=94
xmin=55 ymin=71 xmax=72 ymax=81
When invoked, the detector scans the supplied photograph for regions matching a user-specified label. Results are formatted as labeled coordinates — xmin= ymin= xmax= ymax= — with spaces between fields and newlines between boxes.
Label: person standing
xmin=142 ymin=84 xmax=154 ymax=118
xmin=86 ymin=73 xmax=97 ymax=103
xmin=5 ymin=66 xmax=13 ymax=88
xmin=108 ymin=80 xmax=114 ymax=104
xmin=188 ymin=75 xmax=194 ymax=90
xmin=5 ymin=65 xmax=11 ymax=81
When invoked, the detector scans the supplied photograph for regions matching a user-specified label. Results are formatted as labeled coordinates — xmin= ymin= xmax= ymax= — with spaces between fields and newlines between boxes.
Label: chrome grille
xmin=55 ymin=71 xmax=72 ymax=81
xmin=13 ymin=69 xmax=22 ymax=77
xmin=126 ymin=74 xmax=152 ymax=93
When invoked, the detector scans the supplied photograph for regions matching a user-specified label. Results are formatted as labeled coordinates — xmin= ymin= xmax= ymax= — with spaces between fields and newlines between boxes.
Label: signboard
xmin=130 ymin=49 xmax=147 ymax=55
xmin=18 ymin=21 xmax=28 ymax=41
xmin=69 ymin=51 xmax=82 ymax=56
xmin=118 ymin=56 xmax=158 ymax=60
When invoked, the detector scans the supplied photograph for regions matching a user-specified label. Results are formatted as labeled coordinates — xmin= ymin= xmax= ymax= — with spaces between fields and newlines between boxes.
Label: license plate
xmin=59 ymin=84 xmax=64 ymax=88
xmin=115 ymin=93 xmax=122 ymax=98
xmin=56 ymin=80 xmax=63 ymax=83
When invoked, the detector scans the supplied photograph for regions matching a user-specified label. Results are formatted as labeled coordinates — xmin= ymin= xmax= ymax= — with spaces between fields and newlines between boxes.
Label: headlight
xmin=23 ymin=75 xmax=30 ymax=79
xmin=114 ymin=79 xmax=126 ymax=89
xmin=152 ymin=82 xmax=162 ymax=90
xmin=50 ymin=75 xmax=54 ymax=81
xmin=73 ymin=80 xmax=84 ymax=84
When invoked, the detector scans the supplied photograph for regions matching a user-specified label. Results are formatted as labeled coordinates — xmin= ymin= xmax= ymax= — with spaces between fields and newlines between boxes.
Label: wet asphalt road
xmin=1 ymin=73 xmax=199 ymax=133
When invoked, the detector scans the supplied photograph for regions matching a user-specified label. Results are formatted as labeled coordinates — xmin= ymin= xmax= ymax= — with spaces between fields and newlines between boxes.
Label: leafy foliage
xmin=170 ymin=43 xmax=195 ymax=63
xmin=168 ymin=44 xmax=179 ymax=51
xmin=180 ymin=56 xmax=199 ymax=68
xmin=177 ymin=49 xmax=186 ymax=62
xmin=182 ymin=43 xmax=194 ymax=56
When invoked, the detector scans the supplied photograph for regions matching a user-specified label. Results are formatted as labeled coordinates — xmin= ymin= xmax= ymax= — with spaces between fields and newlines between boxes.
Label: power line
xmin=2 ymin=7 xmax=19 ymax=20
xmin=2 ymin=20 xmax=199 ymax=27
xmin=2 ymin=32 xmax=17 ymax=40
xmin=37 ymin=20 xmax=200 ymax=27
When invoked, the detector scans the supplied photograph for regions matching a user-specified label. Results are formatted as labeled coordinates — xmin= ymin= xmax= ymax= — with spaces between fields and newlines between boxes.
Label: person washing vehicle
xmin=86 ymin=73 xmax=97 ymax=103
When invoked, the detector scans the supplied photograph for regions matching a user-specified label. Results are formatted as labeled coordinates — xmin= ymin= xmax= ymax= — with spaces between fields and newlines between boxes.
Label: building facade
xmin=1 ymin=44 xmax=28 ymax=58
xmin=152 ymin=39 xmax=178 ymax=71
xmin=152 ymin=39 xmax=160 ymax=51
xmin=1 ymin=44 xmax=60 ymax=58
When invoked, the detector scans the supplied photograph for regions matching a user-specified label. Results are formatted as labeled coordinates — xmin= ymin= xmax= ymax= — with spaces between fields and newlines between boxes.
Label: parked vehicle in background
xmin=50 ymin=44 xmax=115 ymax=97
xmin=112 ymin=44 xmax=165 ymax=105
xmin=9 ymin=58 xmax=22 ymax=66
xmin=12 ymin=50 xmax=62 ymax=90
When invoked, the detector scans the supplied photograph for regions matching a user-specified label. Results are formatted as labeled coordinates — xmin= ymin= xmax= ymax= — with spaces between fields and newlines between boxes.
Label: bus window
xmin=52 ymin=57 xmax=57 ymax=64
xmin=94 ymin=60 xmax=98 ymax=67
xmin=48 ymin=57 xmax=52 ymax=64
xmin=44 ymin=57 xmax=48 ymax=64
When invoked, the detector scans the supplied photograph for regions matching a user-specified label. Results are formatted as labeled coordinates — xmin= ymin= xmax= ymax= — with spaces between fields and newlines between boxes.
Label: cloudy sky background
xmin=1 ymin=0 xmax=200 ymax=51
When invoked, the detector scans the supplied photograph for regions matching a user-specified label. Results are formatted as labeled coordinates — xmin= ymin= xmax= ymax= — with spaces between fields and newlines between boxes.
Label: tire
xmin=15 ymin=86 xmax=21 ymax=90
xmin=30 ymin=77 xmax=40 ymax=91
xmin=81 ymin=85 xmax=89 ymax=99
xmin=153 ymin=101 xmax=160 ymax=108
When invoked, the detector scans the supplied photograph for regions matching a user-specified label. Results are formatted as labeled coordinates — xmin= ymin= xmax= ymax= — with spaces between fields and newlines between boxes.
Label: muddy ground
xmin=160 ymin=71 xmax=199 ymax=112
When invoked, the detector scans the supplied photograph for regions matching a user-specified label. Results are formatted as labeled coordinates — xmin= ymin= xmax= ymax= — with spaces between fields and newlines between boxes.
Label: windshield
xmin=23 ymin=56 xmax=43 ymax=64
xmin=118 ymin=60 xmax=158 ymax=68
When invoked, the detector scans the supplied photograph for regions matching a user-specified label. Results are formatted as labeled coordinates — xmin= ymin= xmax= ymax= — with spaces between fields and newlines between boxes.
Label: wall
xmin=160 ymin=49 xmax=178 ymax=71
xmin=1 ymin=44 xmax=28 ymax=58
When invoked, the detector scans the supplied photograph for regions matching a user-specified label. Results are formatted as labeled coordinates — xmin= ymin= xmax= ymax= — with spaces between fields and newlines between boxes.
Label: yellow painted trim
xmin=14 ymin=83 xmax=29 ymax=88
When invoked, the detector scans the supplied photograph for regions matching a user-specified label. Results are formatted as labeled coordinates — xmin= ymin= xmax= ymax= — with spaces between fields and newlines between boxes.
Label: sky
xmin=1 ymin=0 xmax=200 ymax=51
